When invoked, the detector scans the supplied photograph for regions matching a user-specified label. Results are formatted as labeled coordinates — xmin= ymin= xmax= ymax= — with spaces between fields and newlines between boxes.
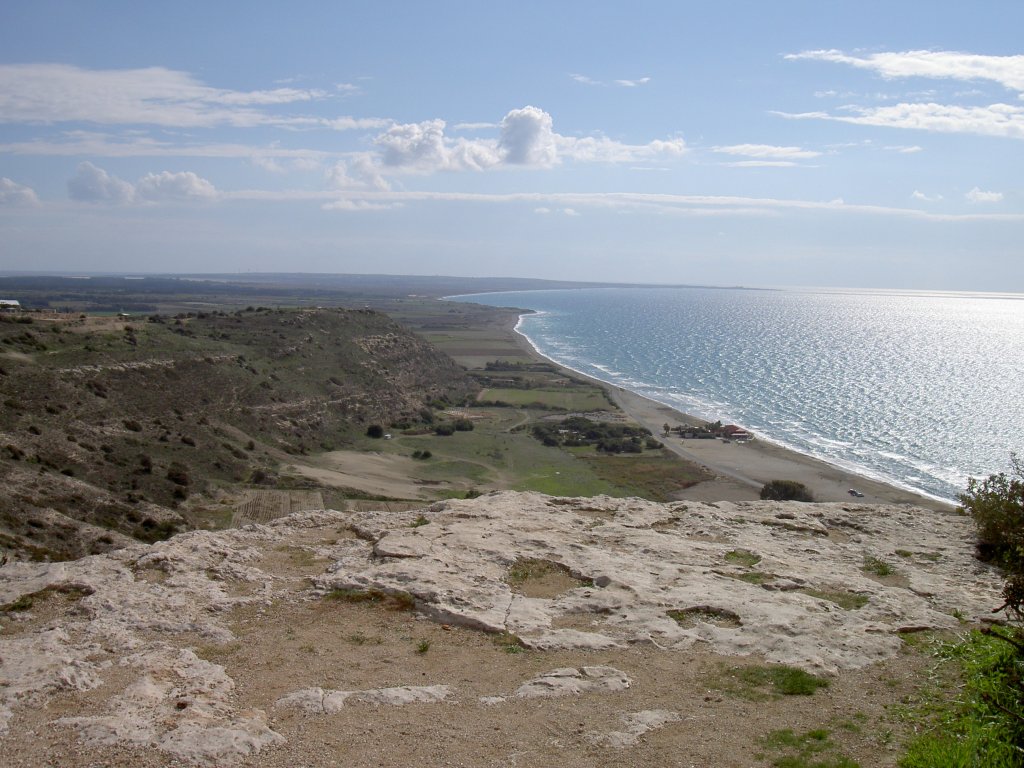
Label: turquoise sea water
xmin=452 ymin=286 xmax=1024 ymax=502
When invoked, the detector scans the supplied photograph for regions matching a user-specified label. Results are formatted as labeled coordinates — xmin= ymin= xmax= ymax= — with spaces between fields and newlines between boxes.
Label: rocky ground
xmin=0 ymin=492 xmax=1005 ymax=767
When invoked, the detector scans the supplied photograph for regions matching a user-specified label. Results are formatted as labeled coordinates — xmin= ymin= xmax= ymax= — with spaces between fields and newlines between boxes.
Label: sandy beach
xmin=503 ymin=312 xmax=954 ymax=512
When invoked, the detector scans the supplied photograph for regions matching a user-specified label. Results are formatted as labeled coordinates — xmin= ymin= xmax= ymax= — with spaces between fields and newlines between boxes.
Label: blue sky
xmin=1 ymin=1 xmax=1022 ymax=290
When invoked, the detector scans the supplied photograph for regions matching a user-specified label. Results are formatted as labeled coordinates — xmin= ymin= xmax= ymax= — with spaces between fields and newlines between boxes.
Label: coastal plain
xmin=0 ymin=274 xmax=995 ymax=767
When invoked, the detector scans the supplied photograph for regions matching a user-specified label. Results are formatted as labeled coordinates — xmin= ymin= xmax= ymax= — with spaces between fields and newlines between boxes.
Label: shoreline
xmin=502 ymin=310 xmax=953 ymax=512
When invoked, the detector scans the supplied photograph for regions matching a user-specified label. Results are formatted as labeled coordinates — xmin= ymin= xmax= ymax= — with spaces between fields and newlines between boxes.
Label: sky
xmin=0 ymin=1 xmax=1022 ymax=291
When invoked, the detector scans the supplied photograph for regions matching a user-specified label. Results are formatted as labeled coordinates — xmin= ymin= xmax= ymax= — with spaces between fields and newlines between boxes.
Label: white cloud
xmin=723 ymin=160 xmax=800 ymax=168
xmin=613 ymin=77 xmax=651 ymax=87
xmin=571 ymin=73 xmax=651 ymax=87
xmin=775 ymin=102 xmax=1024 ymax=140
xmin=270 ymin=189 xmax=1023 ymax=223
xmin=785 ymin=50 xmax=1024 ymax=93
xmin=966 ymin=187 xmax=1003 ymax=203
xmin=0 ymin=64 xmax=386 ymax=130
xmin=67 ymin=161 xmax=217 ymax=204
xmin=136 ymin=170 xmax=217 ymax=201
xmin=713 ymin=144 xmax=821 ymax=159
xmin=452 ymin=121 xmax=496 ymax=131
xmin=331 ymin=105 xmax=686 ymax=182
xmin=911 ymin=190 xmax=942 ymax=202
xmin=321 ymin=199 xmax=400 ymax=211
xmin=68 ymin=162 xmax=135 ymax=203
xmin=886 ymin=145 xmax=923 ymax=153
xmin=499 ymin=106 xmax=558 ymax=166
xmin=0 ymin=177 xmax=39 ymax=206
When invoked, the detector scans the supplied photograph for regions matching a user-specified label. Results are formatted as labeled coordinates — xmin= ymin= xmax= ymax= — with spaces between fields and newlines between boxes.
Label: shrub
xmin=366 ymin=424 xmax=385 ymax=439
xmin=453 ymin=418 xmax=474 ymax=432
xmin=434 ymin=423 xmax=455 ymax=436
xmin=960 ymin=455 xmax=1024 ymax=575
xmin=166 ymin=462 xmax=190 ymax=486
xmin=760 ymin=479 xmax=814 ymax=502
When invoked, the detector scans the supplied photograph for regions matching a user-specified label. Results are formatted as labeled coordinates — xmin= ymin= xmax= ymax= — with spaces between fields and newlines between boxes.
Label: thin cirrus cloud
xmin=0 ymin=63 xmax=380 ymax=130
xmin=0 ymin=177 xmax=39 ymax=206
xmin=784 ymin=49 xmax=1024 ymax=93
xmin=67 ymin=161 xmax=217 ymax=204
xmin=329 ymin=105 xmax=687 ymax=188
xmin=714 ymin=144 xmax=821 ymax=159
xmin=571 ymin=73 xmax=651 ymax=87
xmin=782 ymin=50 xmax=1024 ymax=140
xmin=777 ymin=102 xmax=1024 ymax=140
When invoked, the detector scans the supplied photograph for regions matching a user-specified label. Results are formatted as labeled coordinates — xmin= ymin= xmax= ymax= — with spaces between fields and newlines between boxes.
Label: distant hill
xmin=0 ymin=307 xmax=475 ymax=561
xmin=0 ymin=273 xmax=682 ymax=313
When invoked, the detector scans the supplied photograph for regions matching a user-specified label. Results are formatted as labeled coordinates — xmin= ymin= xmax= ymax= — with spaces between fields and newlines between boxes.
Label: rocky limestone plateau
xmin=0 ymin=492 xmax=1005 ymax=767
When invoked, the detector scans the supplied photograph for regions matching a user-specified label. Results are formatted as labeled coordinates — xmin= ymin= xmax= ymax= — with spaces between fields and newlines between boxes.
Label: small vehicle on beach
xmin=848 ymin=489 xmax=865 ymax=497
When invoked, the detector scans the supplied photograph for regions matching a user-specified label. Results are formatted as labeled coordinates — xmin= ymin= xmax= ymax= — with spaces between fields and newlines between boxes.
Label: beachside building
xmin=0 ymin=300 xmax=21 ymax=312
xmin=721 ymin=425 xmax=754 ymax=442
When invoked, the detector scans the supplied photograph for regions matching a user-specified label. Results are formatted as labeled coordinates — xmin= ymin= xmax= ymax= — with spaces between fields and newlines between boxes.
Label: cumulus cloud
xmin=785 ymin=49 xmax=1024 ymax=93
xmin=966 ymin=187 xmax=1003 ymax=203
xmin=68 ymin=162 xmax=136 ymax=203
xmin=911 ymin=190 xmax=942 ymax=202
xmin=136 ymin=170 xmax=217 ymax=201
xmin=499 ymin=106 xmax=557 ymax=166
xmin=327 ymin=105 xmax=686 ymax=185
xmin=67 ymin=161 xmax=217 ymax=204
xmin=0 ymin=177 xmax=39 ymax=206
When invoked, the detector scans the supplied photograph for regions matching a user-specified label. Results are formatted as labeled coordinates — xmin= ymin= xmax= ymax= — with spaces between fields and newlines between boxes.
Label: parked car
xmin=848 ymin=489 xmax=865 ymax=497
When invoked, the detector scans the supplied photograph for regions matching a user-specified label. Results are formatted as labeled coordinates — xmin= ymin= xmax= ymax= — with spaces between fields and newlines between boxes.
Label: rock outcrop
xmin=0 ymin=492 xmax=1005 ymax=765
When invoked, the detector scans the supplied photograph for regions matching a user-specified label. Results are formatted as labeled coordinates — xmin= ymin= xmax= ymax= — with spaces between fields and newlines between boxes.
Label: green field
xmin=478 ymin=387 xmax=611 ymax=411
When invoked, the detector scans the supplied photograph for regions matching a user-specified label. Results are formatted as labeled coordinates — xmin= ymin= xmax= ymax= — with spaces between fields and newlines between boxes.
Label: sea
xmin=450 ymin=286 xmax=1024 ymax=503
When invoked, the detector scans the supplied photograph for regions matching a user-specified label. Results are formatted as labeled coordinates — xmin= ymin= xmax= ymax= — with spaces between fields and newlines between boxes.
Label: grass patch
xmin=898 ymin=630 xmax=1024 ymax=767
xmin=712 ymin=663 xmax=830 ymax=700
xmin=724 ymin=549 xmax=762 ymax=567
xmin=415 ymin=639 xmax=431 ymax=654
xmin=733 ymin=571 xmax=773 ymax=585
xmin=493 ymin=631 xmax=526 ymax=654
xmin=346 ymin=631 xmax=382 ymax=646
xmin=862 ymin=555 xmax=896 ymax=577
xmin=760 ymin=727 xmax=859 ymax=767
xmin=325 ymin=587 xmax=415 ymax=611
xmin=194 ymin=642 xmax=243 ymax=660
xmin=410 ymin=514 xmax=429 ymax=528
xmin=478 ymin=387 xmax=610 ymax=411
xmin=579 ymin=449 xmax=712 ymax=501
xmin=668 ymin=606 xmax=742 ymax=628
xmin=505 ymin=558 xmax=590 ymax=597
xmin=802 ymin=588 xmax=870 ymax=610
xmin=0 ymin=584 xmax=92 ymax=613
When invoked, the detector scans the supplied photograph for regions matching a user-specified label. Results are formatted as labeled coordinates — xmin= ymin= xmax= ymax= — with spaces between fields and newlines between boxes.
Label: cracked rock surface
xmin=0 ymin=493 xmax=1005 ymax=766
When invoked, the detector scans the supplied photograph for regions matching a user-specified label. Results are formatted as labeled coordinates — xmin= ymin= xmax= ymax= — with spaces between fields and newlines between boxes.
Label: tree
xmin=760 ymin=479 xmax=814 ymax=502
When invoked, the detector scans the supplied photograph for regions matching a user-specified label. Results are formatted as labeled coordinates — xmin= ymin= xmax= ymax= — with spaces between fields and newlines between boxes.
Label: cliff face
xmin=0 ymin=308 xmax=476 ymax=560
xmin=0 ymin=493 xmax=1003 ymax=767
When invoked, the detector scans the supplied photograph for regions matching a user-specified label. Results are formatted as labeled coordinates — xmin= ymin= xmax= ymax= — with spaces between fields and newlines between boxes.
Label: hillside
xmin=0 ymin=308 xmax=476 ymax=561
